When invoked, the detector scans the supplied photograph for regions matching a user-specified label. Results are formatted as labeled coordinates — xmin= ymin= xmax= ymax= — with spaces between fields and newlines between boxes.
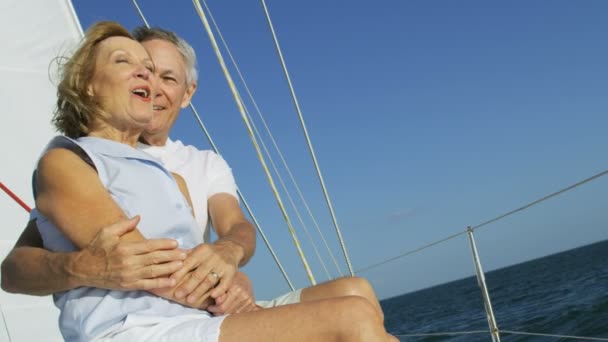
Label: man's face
xmin=142 ymin=39 xmax=196 ymax=138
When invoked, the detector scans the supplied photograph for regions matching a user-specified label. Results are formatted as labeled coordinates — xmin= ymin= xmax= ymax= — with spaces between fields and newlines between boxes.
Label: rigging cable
xmin=188 ymin=100 xmax=297 ymax=290
xmin=239 ymin=91 xmax=333 ymax=280
xmin=0 ymin=304 xmax=13 ymax=342
xmin=131 ymin=0 xmax=295 ymax=290
xmin=192 ymin=0 xmax=317 ymax=285
xmin=65 ymin=0 xmax=84 ymax=36
xmin=356 ymin=230 xmax=467 ymax=274
xmin=356 ymin=168 xmax=608 ymax=273
xmin=395 ymin=330 xmax=490 ymax=338
xmin=201 ymin=0 xmax=344 ymax=278
xmin=500 ymin=330 xmax=608 ymax=341
xmin=130 ymin=0 xmax=149 ymax=28
xmin=258 ymin=0 xmax=354 ymax=276
xmin=472 ymin=169 xmax=608 ymax=232
xmin=395 ymin=330 xmax=608 ymax=341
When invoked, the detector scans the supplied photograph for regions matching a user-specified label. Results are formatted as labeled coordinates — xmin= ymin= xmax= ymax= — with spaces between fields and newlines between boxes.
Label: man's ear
xmin=180 ymin=82 xmax=197 ymax=108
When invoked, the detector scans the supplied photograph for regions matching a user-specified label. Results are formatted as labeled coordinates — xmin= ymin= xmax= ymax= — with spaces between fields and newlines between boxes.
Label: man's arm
xmin=1 ymin=217 xmax=186 ymax=295
xmin=1 ymin=218 xmax=76 ymax=295
xmin=207 ymin=271 xmax=259 ymax=316
xmin=209 ymin=193 xmax=256 ymax=267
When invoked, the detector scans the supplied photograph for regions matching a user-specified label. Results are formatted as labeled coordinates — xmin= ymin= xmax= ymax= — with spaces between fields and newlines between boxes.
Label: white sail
xmin=0 ymin=0 xmax=82 ymax=340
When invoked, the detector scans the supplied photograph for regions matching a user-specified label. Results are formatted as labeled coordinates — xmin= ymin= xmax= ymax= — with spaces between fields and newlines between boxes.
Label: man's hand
xmin=207 ymin=272 xmax=259 ymax=316
xmin=71 ymin=216 xmax=187 ymax=290
xmin=170 ymin=241 xmax=243 ymax=304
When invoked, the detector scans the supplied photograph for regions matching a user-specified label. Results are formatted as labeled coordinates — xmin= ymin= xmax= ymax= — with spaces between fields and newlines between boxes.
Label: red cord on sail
xmin=0 ymin=181 xmax=31 ymax=213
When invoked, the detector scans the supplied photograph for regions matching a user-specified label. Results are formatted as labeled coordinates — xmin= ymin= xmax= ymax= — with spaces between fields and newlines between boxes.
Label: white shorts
xmin=102 ymin=313 xmax=227 ymax=342
xmin=256 ymin=288 xmax=302 ymax=308
xmin=102 ymin=289 xmax=302 ymax=341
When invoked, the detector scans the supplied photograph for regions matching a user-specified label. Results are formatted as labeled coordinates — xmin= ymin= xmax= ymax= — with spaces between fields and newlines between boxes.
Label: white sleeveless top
xmin=34 ymin=136 xmax=210 ymax=342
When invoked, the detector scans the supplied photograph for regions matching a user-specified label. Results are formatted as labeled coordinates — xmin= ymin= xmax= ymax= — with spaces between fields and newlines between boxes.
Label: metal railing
xmin=358 ymin=168 xmax=608 ymax=341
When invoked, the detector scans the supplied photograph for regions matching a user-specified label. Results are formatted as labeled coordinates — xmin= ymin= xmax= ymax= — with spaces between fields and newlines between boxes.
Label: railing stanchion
xmin=466 ymin=226 xmax=501 ymax=342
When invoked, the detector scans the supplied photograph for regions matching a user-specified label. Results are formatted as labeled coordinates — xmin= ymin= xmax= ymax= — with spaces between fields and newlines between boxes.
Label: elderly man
xmin=2 ymin=27 xmax=390 ymax=328
xmin=2 ymin=26 xmax=257 ymax=314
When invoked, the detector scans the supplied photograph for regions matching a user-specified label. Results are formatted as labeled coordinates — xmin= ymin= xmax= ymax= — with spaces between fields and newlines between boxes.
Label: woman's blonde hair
xmin=53 ymin=21 xmax=133 ymax=138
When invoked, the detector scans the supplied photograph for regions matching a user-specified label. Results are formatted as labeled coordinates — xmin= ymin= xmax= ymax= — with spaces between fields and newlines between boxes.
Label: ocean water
xmin=381 ymin=239 xmax=608 ymax=341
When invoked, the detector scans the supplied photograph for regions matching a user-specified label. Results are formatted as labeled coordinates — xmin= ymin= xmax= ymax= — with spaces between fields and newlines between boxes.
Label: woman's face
xmin=87 ymin=36 xmax=157 ymax=131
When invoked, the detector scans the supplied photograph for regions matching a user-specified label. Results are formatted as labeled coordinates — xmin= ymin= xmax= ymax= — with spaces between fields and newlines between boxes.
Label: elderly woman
xmin=34 ymin=21 xmax=396 ymax=341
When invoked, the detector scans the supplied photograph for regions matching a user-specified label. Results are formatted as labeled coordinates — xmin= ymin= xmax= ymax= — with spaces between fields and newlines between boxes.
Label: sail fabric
xmin=0 ymin=0 xmax=82 ymax=341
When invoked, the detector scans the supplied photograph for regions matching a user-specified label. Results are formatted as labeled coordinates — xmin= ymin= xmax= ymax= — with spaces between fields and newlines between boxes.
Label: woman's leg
xmin=301 ymin=276 xmax=384 ymax=322
xmin=219 ymin=296 xmax=392 ymax=342
xmin=299 ymin=277 xmax=399 ymax=342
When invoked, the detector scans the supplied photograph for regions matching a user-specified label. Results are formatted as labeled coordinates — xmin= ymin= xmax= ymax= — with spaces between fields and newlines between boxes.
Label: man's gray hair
xmin=132 ymin=26 xmax=198 ymax=85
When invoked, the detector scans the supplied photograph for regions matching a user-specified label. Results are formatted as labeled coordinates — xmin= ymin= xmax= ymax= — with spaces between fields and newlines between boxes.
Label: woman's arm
xmin=36 ymin=148 xmax=137 ymax=245
xmin=35 ymin=148 xmax=212 ymax=308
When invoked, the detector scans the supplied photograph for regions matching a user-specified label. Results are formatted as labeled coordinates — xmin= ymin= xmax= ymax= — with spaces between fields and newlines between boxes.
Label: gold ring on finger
xmin=209 ymin=271 xmax=220 ymax=283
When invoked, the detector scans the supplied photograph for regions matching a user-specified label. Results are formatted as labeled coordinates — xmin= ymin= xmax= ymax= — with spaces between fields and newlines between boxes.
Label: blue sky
xmin=72 ymin=1 xmax=608 ymax=300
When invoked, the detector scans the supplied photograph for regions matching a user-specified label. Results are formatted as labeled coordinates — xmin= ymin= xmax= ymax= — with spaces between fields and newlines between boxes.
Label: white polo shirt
xmin=138 ymin=138 xmax=238 ymax=242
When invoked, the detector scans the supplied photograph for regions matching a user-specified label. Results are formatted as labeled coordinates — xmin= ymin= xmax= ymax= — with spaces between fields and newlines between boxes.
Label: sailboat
xmin=0 ymin=1 xmax=81 ymax=340
xmin=2 ymin=1 xmax=607 ymax=341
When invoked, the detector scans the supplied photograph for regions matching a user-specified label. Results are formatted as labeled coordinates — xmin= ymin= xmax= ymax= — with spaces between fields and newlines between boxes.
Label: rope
xmin=0 ymin=182 xmax=31 ymax=213
xmin=65 ymin=0 xmax=84 ymax=37
xmin=500 ymin=330 xmax=608 ymax=341
xmin=201 ymin=0 xmax=344 ymax=280
xmin=192 ymin=0 xmax=317 ymax=285
xmin=189 ymin=104 xmax=297 ymax=290
xmin=472 ymin=169 xmax=608 ymax=231
xmin=243 ymin=96 xmax=332 ymax=280
xmin=259 ymin=126 xmax=332 ymax=279
xmin=130 ymin=0 xmax=150 ymax=28
xmin=259 ymin=0 xmax=355 ymax=276
xmin=130 ymin=0 xmax=295 ymax=290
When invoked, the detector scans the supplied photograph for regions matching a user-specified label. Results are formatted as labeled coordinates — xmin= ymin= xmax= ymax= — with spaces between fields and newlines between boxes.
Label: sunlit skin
xmin=1 ymin=32 xmax=397 ymax=342
xmin=141 ymin=38 xmax=196 ymax=146
xmin=87 ymin=36 xmax=157 ymax=146
xmin=3 ymin=30 xmax=398 ymax=342
xmin=34 ymin=34 xmax=218 ymax=312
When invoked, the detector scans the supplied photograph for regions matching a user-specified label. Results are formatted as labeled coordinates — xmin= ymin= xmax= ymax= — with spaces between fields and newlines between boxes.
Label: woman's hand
xmin=170 ymin=241 xmax=241 ymax=304
xmin=73 ymin=216 xmax=187 ymax=291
